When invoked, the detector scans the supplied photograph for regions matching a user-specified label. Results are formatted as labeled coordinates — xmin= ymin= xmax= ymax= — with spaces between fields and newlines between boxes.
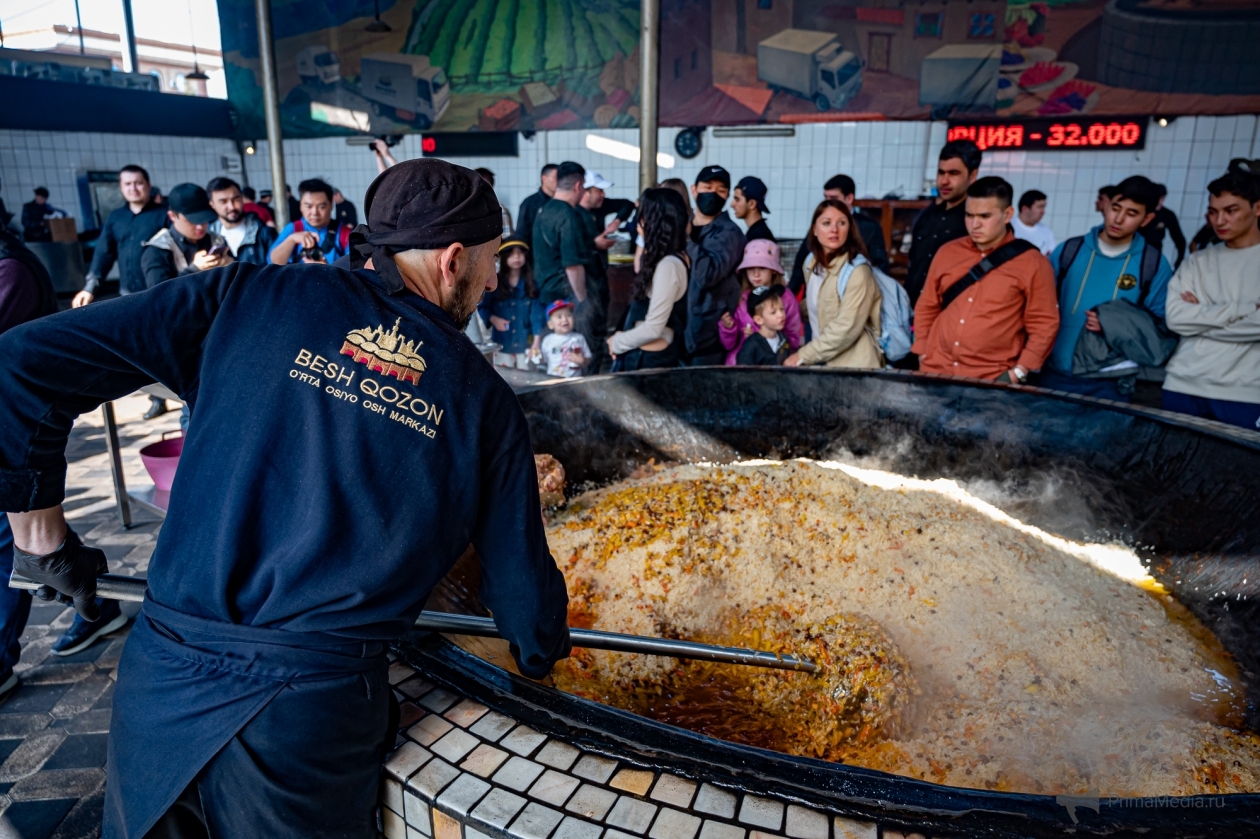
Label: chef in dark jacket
xmin=0 ymin=159 xmax=571 ymax=838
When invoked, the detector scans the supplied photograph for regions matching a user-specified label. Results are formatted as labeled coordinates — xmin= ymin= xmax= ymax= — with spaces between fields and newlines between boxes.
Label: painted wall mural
xmin=218 ymin=0 xmax=1260 ymax=137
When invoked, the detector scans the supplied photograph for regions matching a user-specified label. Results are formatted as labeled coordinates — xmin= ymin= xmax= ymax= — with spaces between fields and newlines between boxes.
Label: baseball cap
xmin=695 ymin=165 xmax=731 ymax=189
xmin=584 ymin=171 xmax=614 ymax=190
xmin=736 ymin=176 xmax=769 ymax=214
xmin=746 ymin=283 xmax=785 ymax=318
xmin=546 ymin=300 xmax=574 ymax=318
xmin=167 ymin=183 xmax=218 ymax=224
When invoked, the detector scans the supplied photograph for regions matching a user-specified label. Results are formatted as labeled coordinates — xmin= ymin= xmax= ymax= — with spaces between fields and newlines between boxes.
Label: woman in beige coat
xmin=785 ymin=199 xmax=884 ymax=369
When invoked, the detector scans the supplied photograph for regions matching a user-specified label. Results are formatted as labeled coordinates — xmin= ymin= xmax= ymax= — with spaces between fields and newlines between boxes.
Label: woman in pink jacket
xmin=719 ymin=239 xmax=804 ymax=365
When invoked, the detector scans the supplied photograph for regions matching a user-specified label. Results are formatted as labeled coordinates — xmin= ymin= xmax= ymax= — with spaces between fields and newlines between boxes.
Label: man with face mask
xmin=0 ymin=158 xmax=570 ymax=838
xmin=686 ymin=165 xmax=746 ymax=365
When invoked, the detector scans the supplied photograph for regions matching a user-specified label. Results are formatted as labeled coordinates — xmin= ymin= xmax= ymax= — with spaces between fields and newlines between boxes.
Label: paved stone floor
xmin=0 ymin=394 xmax=179 ymax=839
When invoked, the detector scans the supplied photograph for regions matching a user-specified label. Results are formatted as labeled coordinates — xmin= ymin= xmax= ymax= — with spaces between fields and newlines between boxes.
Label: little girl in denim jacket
xmin=478 ymin=240 xmax=543 ymax=368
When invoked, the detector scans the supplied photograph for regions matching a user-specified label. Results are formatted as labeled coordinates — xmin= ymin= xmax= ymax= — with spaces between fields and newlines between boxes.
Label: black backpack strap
xmin=1137 ymin=241 xmax=1161 ymax=307
xmin=939 ymin=239 xmax=1038 ymax=312
xmin=1055 ymin=235 xmax=1084 ymax=295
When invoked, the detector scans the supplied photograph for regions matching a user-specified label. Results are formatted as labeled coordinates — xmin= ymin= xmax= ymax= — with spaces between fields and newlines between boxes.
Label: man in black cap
xmin=141 ymin=183 xmax=232 ymax=290
xmin=0 ymin=158 xmax=570 ymax=838
xmin=686 ymin=165 xmax=746 ymax=365
xmin=732 ymin=176 xmax=774 ymax=242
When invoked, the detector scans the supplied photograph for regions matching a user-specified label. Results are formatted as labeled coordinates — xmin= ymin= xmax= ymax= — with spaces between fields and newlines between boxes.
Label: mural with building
xmin=216 ymin=0 xmax=1260 ymax=137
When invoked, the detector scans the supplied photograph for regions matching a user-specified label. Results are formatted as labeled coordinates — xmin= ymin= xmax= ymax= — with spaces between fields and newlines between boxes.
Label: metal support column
xmin=638 ymin=0 xmax=660 ymax=195
xmin=255 ymin=0 xmax=288 ymax=229
xmin=120 ymin=0 xmax=139 ymax=74
xmin=102 ymin=403 xmax=132 ymax=529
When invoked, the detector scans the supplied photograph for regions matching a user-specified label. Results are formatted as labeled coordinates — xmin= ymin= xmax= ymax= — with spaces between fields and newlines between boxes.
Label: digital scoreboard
xmin=420 ymin=132 xmax=519 ymax=158
xmin=946 ymin=116 xmax=1149 ymax=152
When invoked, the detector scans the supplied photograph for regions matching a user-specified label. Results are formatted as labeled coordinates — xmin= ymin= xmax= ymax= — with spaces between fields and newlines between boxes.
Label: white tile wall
xmin=5 ymin=115 xmax=1256 ymax=268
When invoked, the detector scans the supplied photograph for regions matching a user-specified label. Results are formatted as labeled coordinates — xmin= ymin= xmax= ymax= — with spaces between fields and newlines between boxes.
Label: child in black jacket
xmin=736 ymin=284 xmax=791 ymax=366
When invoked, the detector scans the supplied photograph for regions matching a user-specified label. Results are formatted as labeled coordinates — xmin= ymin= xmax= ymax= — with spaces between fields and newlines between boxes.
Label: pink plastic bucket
xmin=139 ymin=432 xmax=183 ymax=491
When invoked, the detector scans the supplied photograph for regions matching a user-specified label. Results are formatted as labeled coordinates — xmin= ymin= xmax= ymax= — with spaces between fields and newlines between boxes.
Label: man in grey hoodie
xmin=1162 ymin=171 xmax=1260 ymax=430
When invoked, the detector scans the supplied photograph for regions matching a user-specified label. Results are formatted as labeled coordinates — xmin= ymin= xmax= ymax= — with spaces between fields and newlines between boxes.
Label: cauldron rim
xmin=410 ymin=369 xmax=1260 ymax=836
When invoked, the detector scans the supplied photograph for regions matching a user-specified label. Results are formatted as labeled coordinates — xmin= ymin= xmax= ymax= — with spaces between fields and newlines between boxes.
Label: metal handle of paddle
xmin=416 ymin=611 xmax=818 ymax=673
xmin=8 ymin=574 xmax=818 ymax=673
xmin=10 ymin=572 xmax=147 ymax=603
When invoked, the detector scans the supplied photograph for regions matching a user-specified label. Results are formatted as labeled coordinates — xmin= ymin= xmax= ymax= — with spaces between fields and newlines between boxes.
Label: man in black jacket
xmin=1139 ymin=183 xmax=1186 ymax=268
xmin=686 ymin=165 xmax=745 ymax=365
xmin=141 ymin=183 xmax=232 ymax=291
xmin=905 ymin=139 xmax=981 ymax=306
xmin=208 ymin=177 xmax=278 ymax=265
xmin=76 ymin=165 xmax=168 ymax=307
xmin=515 ymin=163 xmax=558 ymax=249
xmin=21 ymin=188 xmax=60 ymax=243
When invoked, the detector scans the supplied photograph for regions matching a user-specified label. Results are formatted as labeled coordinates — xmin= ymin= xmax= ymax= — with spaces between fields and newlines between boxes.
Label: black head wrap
xmin=350 ymin=158 xmax=503 ymax=293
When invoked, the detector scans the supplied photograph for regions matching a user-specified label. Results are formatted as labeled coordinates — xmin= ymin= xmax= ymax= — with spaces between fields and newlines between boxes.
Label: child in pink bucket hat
xmin=719 ymin=239 xmax=804 ymax=365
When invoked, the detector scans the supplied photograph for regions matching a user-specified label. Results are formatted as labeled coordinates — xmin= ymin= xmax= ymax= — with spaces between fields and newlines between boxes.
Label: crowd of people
xmin=1 ymin=139 xmax=1257 ymax=435
xmin=470 ymin=141 xmax=1258 ymax=432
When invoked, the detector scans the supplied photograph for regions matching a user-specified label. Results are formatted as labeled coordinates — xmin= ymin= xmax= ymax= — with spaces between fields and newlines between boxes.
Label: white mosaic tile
xmin=419 ymin=687 xmax=461 ymax=713
xmin=649 ymin=808 xmax=701 ymax=839
xmin=606 ymin=830 xmax=641 ymax=839
xmin=472 ymin=788 xmax=529 ymax=828
xmin=432 ymin=728 xmax=481 ymax=764
xmin=553 ymin=816 xmax=602 ymax=839
xmin=785 ymin=806 xmax=827 ymax=839
xmin=399 ymin=678 xmax=436 ymax=700
xmin=467 ymin=829 xmax=493 ymax=839
xmin=438 ymin=773 xmax=493 ymax=817
xmin=649 ymin=775 xmax=696 ymax=809
xmin=409 ymin=715 xmax=454 ymax=747
xmin=501 ymin=725 xmax=548 ymax=756
xmin=693 ymin=785 xmax=736 ymax=819
xmin=565 ymin=784 xmax=618 ymax=821
xmin=832 ymin=817 xmax=877 ymax=839
xmin=509 ymin=801 xmax=566 ymax=839
xmin=698 ymin=821 xmax=745 ymax=839
xmin=408 ymin=758 xmax=461 ymax=800
xmin=607 ymin=797 xmax=658 ymax=834
xmin=408 ymin=828 xmax=429 ymax=839
xmin=571 ymin=754 xmax=618 ymax=785
xmin=738 ymin=796 xmax=783 ymax=831
xmin=535 ymin=740 xmax=580 ymax=771
xmin=528 ymin=769 xmax=581 ymax=807
xmin=388 ymin=662 xmax=416 ymax=685
xmin=749 ymin=831 xmax=784 ymax=839
xmin=462 ymin=743 xmax=511 ymax=778
xmin=495 ymin=756 xmax=547 ymax=792
xmin=383 ymin=805 xmax=407 ymax=839
xmin=445 ymin=699 xmax=490 ymax=728
xmin=470 ymin=711 xmax=517 ymax=742
xmin=386 ymin=743 xmax=434 ymax=783
xmin=405 ymin=791 xmax=432 ymax=835
xmin=383 ymin=777 xmax=405 ymax=814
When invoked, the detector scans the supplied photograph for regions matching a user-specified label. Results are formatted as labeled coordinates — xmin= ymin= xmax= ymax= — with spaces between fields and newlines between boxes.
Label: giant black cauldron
xmin=396 ymin=368 xmax=1260 ymax=838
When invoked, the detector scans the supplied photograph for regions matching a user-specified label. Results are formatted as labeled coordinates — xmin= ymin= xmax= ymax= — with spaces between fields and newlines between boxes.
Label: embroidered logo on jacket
xmin=340 ymin=318 xmax=427 ymax=384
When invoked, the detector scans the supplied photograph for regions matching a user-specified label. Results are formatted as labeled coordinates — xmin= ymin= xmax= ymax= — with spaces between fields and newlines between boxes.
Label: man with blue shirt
xmin=0 ymin=159 xmax=570 ymax=837
xmin=269 ymin=178 xmax=353 ymax=265
xmin=1041 ymin=176 xmax=1173 ymax=401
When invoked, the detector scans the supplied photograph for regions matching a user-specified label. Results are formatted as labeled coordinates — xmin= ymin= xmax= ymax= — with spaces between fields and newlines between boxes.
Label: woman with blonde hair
xmin=785 ymin=199 xmax=883 ymax=369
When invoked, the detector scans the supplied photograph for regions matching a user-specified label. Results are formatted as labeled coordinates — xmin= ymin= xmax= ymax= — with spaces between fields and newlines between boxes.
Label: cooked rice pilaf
xmin=546 ymin=460 xmax=1260 ymax=797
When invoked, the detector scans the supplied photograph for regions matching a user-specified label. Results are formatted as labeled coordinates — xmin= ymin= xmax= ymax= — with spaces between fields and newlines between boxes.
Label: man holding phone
xmin=141 ymin=183 xmax=233 ymax=289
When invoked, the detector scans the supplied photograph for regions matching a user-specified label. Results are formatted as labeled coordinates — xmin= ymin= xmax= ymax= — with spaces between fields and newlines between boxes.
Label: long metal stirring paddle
xmin=9 ymin=574 xmax=818 ymax=673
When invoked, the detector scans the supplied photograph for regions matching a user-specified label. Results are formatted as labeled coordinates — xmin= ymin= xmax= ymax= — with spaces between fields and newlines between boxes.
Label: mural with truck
xmin=217 ymin=0 xmax=1260 ymax=137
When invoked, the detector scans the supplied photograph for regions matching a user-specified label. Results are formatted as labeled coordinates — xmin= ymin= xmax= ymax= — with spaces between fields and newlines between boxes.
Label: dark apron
xmin=611 ymin=293 xmax=686 ymax=372
xmin=105 ymin=599 xmax=391 ymax=839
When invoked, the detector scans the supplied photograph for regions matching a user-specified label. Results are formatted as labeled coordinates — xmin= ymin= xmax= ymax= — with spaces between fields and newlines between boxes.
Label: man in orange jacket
xmin=913 ymin=177 xmax=1059 ymax=383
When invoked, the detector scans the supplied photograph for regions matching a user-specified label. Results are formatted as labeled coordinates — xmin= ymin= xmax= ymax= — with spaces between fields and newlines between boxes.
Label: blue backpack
xmin=828 ymin=253 xmax=914 ymax=363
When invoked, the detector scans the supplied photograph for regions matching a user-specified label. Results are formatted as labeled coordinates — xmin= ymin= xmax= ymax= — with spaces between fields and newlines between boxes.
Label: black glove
xmin=12 ymin=529 xmax=107 ymax=621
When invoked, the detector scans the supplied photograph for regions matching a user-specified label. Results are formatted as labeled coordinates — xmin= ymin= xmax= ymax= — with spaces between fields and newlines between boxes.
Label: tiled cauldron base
xmin=379 ymin=656 xmax=881 ymax=839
